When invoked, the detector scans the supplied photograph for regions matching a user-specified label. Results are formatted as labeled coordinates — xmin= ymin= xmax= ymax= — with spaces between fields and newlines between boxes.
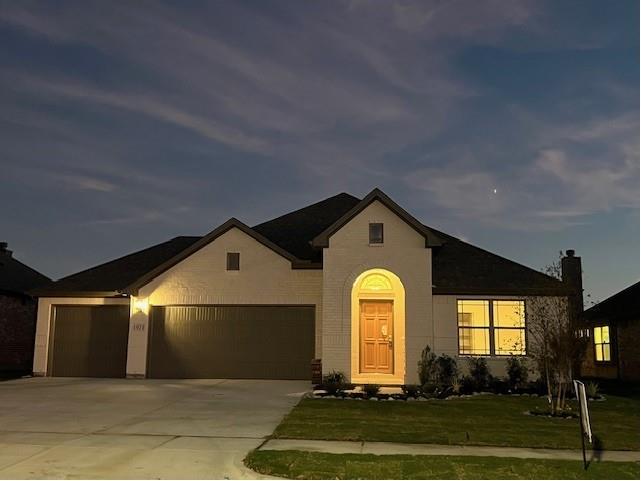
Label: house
xmin=0 ymin=242 xmax=50 ymax=376
xmin=31 ymin=188 xmax=579 ymax=383
xmin=580 ymin=282 xmax=639 ymax=382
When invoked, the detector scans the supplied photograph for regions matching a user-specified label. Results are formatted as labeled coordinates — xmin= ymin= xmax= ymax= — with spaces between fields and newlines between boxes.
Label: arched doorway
xmin=351 ymin=268 xmax=405 ymax=384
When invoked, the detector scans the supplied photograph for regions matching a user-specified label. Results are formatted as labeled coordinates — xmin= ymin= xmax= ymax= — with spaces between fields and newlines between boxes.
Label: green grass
xmin=273 ymin=395 xmax=639 ymax=450
xmin=245 ymin=450 xmax=640 ymax=479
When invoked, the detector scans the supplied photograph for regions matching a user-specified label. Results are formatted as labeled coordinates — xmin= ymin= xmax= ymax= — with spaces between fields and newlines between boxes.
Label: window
xmin=369 ymin=223 xmax=384 ymax=244
xmin=226 ymin=252 xmax=240 ymax=271
xmin=457 ymin=300 xmax=526 ymax=356
xmin=593 ymin=325 xmax=611 ymax=362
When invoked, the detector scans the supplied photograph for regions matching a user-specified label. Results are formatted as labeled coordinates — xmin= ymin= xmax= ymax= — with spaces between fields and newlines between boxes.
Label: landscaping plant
xmin=468 ymin=357 xmax=491 ymax=391
xmin=417 ymin=344 xmax=438 ymax=385
xmin=527 ymin=254 xmax=588 ymax=413
xmin=401 ymin=384 xmax=421 ymax=398
xmin=506 ymin=356 xmax=529 ymax=390
xmin=435 ymin=354 xmax=459 ymax=386
xmin=362 ymin=384 xmax=380 ymax=398
xmin=321 ymin=370 xmax=346 ymax=395
xmin=586 ymin=381 xmax=600 ymax=399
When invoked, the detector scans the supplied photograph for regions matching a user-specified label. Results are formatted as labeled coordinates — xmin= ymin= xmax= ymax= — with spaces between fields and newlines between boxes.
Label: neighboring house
xmin=580 ymin=282 xmax=639 ymax=382
xmin=31 ymin=189 xmax=580 ymax=383
xmin=0 ymin=242 xmax=50 ymax=375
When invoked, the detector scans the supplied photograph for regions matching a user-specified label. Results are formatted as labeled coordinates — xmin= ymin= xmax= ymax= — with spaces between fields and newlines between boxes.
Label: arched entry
xmin=351 ymin=268 xmax=405 ymax=384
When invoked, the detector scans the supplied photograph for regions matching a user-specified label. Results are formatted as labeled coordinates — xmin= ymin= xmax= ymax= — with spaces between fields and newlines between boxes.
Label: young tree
xmin=527 ymin=255 xmax=587 ymax=413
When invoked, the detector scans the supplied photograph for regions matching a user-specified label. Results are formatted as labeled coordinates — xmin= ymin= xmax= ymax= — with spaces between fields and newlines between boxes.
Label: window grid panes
xmin=457 ymin=300 xmax=526 ymax=356
xmin=593 ymin=325 xmax=611 ymax=362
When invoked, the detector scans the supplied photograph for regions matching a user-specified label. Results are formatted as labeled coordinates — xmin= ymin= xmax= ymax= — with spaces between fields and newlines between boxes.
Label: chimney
xmin=0 ymin=242 xmax=12 ymax=258
xmin=561 ymin=249 xmax=583 ymax=324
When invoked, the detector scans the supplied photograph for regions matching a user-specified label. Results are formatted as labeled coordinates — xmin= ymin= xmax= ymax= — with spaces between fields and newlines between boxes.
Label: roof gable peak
xmin=311 ymin=188 xmax=443 ymax=248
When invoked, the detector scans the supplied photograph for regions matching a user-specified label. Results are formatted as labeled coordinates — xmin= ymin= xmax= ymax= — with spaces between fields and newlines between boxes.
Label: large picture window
xmin=458 ymin=300 xmax=526 ymax=356
xmin=593 ymin=325 xmax=611 ymax=362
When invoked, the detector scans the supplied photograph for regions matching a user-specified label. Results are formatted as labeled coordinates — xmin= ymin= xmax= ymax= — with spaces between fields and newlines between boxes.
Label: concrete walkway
xmin=261 ymin=439 xmax=640 ymax=463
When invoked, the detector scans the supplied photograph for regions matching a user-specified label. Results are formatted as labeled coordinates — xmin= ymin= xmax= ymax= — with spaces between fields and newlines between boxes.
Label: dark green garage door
xmin=48 ymin=305 xmax=130 ymax=377
xmin=148 ymin=305 xmax=315 ymax=379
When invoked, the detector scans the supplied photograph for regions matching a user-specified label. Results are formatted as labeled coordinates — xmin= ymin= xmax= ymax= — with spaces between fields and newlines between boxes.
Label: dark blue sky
xmin=1 ymin=0 xmax=638 ymax=303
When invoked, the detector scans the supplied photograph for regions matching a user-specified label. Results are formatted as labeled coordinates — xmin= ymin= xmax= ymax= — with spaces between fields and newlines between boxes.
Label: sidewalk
xmin=260 ymin=439 xmax=640 ymax=463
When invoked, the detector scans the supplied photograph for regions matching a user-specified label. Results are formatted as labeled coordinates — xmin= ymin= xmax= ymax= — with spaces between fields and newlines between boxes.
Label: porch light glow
xmin=133 ymin=298 xmax=149 ymax=314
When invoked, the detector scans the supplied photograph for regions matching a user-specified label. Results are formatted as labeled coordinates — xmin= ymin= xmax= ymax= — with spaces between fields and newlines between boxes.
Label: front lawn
xmin=245 ymin=450 xmax=640 ymax=480
xmin=273 ymin=395 xmax=639 ymax=451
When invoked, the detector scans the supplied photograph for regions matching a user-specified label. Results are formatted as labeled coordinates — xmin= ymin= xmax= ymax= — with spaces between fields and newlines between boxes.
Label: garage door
xmin=148 ymin=305 xmax=314 ymax=379
xmin=48 ymin=305 xmax=130 ymax=377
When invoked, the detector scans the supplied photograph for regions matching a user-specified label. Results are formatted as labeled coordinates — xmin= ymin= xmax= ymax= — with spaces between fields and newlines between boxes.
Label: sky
xmin=0 ymin=0 xmax=638 ymax=304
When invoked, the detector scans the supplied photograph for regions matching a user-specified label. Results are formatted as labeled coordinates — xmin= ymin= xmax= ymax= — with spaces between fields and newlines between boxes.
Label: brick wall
xmin=0 ymin=293 xmax=37 ymax=373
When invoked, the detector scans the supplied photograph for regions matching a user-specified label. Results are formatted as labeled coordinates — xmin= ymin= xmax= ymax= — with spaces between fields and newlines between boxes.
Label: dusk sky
xmin=0 ymin=0 xmax=638 ymax=304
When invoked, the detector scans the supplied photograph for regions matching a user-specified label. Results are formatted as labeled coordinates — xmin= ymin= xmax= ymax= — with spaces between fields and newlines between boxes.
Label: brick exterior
xmin=0 ymin=293 xmax=37 ymax=373
xmin=321 ymin=200 xmax=431 ymax=384
xmin=129 ymin=227 xmax=323 ymax=377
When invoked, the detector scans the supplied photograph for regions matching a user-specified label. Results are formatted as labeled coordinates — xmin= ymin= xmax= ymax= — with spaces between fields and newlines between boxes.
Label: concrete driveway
xmin=0 ymin=377 xmax=308 ymax=479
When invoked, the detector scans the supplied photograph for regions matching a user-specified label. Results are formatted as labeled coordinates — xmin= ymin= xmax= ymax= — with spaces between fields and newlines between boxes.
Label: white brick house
xmin=32 ymin=189 xmax=579 ymax=384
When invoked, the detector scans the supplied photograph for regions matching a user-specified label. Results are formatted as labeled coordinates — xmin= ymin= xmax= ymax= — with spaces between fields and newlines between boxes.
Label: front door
xmin=360 ymin=301 xmax=393 ymax=373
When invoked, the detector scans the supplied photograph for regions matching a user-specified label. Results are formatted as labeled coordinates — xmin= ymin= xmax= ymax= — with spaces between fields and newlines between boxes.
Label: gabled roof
xmin=0 ymin=249 xmax=50 ymax=296
xmin=31 ymin=236 xmax=200 ymax=297
xmin=124 ymin=218 xmax=317 ymax=295
xmin=311 ymin=188 xmax=443 ymax=248
xmin=582 ymin=282 xmax=639 ymax=323
xmin=253 ymin=193 xmax=360 ymax=262
xmin=33 ymin=189 xmax=570 ymax=297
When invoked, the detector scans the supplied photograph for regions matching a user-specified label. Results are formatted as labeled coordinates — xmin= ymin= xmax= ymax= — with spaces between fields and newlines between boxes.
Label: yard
xmin=246 ymin=451 xmax=640 ymax=480
xmin=272 ymin=394 xmax=639 ymax=450
xmin=246 ymin=394 xmax=640 ymax=479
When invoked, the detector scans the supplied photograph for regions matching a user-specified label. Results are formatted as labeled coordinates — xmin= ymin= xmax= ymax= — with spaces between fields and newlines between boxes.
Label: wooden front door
xmin=360 ymin=301 xmax=393 ymax=374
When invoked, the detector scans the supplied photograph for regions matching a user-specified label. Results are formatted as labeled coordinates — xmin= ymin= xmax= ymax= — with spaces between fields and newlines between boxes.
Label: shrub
xmin=418 ymin=345 xmax=438 ymax=386
xmin=468 ymin=357 xmax=491 ymax=391
xmin=363 ymin=384 xmax=381 ymax=398
xmin=586 ymin=381 xmax=599 ymax=399
xmin=321 ymin=370 xmax=346 ymax=395
xmin=489 ymin=376 xmax=510 ymax=394
xmin=451 ymin=378 xmax=462 ymax=394
xmin=418 ymin=345 xmax=459 ymax=388
xmin=401 ymin=384 xmax=421 ymax=398
xmin=506 ymin=356 xmax=529 ymax=390
xmin=421 ymin=382 xmax=440 ymax=398
xmin=460 ymin=375 xmax=476 ymax=394
xmin=435 ymin=354 xmax=459 ymax=386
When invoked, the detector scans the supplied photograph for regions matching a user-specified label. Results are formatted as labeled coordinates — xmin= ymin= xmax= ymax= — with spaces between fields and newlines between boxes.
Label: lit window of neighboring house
xmin=593 ymin=326 xmax=611 ymax=362
xmin=457 ymin=300 xmax=526 ymax=356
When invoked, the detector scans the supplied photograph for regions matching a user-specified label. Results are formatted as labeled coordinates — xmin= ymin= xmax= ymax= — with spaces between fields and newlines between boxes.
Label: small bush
xmin=468 ymin=357 xmax=491 ymax=391
xmin=460 ymin=375 xmax=476 ymax=394
xmin=418 ymin=345 xmax=438 ymax=386
xmin=417 ymin=345 xmax=460 ymax=389
xmin=435 ymin=354 xmax=459 ymax=386
xmin=363 ymin=384 xmax=380 ymax=398
xmin=421 ymin=382 xmax=440 ymax=398
xmin=489 ymin=376 xmax=510 ymax=394
xmin=321 ymin=370 xmax=346 ymax=395
xmin=586 ymin=381 xmax=600 ymax=399
xmin=506 ymin=357 xmax=529 ymax=389
xmin=401 ymin=384 xmax=421 ymax=398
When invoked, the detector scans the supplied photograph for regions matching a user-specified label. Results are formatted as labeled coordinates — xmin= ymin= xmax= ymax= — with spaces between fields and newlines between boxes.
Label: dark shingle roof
xmin=34 ymin=191 xmax=568 ymax=296
xmin=33 ymin=237 xmax=199 ymax=296
xmin=582 ymin=282 xmax=639 ymax=323
xmin=429 ymin=229 xmax=566 ymax=294
xmin=253 ymin=193 xmax=361 ymax=262
xmin=0 ymin=251 xmax=50 ymax=295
